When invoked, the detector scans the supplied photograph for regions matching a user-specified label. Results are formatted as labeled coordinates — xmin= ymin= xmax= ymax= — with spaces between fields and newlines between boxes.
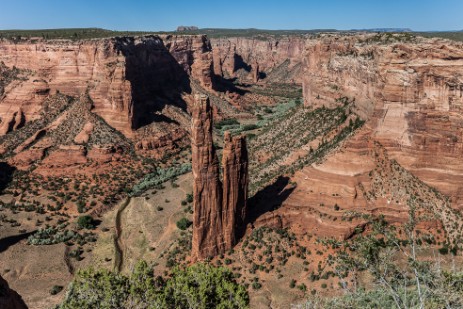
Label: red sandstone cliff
xmin=251 ymin=33 xmax=463 ymax=243
xmin=0 ymin=35 xmax=214 ymax=137
xmin=191 ymin=94 xmax=225 ymax=258
xmin=222 ymin=131 xmax=248 ymax=247
xmin=210 ymin=36 xmax=305 ymax=84
xmin=302 ymin=33 xmax=463 ymax=206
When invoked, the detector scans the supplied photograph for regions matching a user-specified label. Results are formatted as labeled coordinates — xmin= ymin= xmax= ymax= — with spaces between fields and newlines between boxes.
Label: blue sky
xmin=0 ymin=0 xmax=461 ymax=31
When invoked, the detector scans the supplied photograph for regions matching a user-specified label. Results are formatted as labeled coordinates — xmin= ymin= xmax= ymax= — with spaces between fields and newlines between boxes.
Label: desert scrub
xmin=248 ymin=100 xmax=362 ymax=194
xmin=130 ymin=163 xmax=192 ymax=196
xmin=28 ymin=224 xmax=76 ymax=245
xmin=58 ymin=261 xmax=249 ymax=309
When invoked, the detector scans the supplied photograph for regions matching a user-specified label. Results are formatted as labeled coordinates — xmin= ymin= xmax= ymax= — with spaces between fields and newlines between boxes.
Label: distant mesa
xmin=176 ymin=26 xmax=199 ymax=32
xmin=352 ymin=28 xmax=413 ymax=32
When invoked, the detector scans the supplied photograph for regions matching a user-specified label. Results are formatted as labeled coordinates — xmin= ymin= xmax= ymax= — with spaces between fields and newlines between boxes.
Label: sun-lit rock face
xmin=302 ymin=33 xmax=463 ymax=206
xmin=191 ymin=94 xmax=248 ymax=259
xmin=0 ymin=275 xmax=27 ymax=309
xmin=191 ymin=94 xmax=225 ymax=259
xmin=254 ymin=33 xmax=463 ymax=242
xmin=210 ymin=36 xmax=306 ymax=84
xmin=0 ymin=35 xmax=214 ymax=137
xmin=303 ymin=34 xmax=463 ymax=117
xmin=222 ymin=131 xmax=248 ymax=248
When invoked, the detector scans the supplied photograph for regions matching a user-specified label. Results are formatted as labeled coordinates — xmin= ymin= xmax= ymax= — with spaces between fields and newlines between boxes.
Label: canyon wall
xmin=191 ymin=94 xmax=248 ymax=259
xmin=210 ymin=36 xmax=305 ymax=84
xmin=302 ymin=33 xmax=463 ymax=207
xmin=0 ymin=35 xmax=213 ymax=137
xmin=250 ymin=33 xmax=463 ymax=243
xmin=303 ymin=34 xmax=463 ymax=116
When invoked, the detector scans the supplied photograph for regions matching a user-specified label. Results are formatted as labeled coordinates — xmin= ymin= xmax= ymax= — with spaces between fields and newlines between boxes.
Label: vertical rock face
xmin=251 ymin=60 xmax=259 ymax=83
xmin=191 ymin=95 xmax=248 ymax=259
xmin=302 ymin=33 xmax=463 ymax=205
xmin=0 ymin=35 xmax=214 ymax=136
xmin=222 ymin=131 xmax=248 ymax=247
xmin=191 ymin=94 xmax=225 ymax=259
xmin=210 ymin=36 xmax=305 ymax=83
xmin=0 ymin=275 xmax=28 ymax=309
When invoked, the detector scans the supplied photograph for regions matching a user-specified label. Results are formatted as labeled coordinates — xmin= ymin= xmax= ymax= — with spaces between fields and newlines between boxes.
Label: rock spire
xmin=191 ymin=94 xmax=248 ymax=259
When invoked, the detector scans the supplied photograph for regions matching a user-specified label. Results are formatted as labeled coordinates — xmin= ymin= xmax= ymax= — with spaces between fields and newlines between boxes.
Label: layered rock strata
xmin=252 ymin=33 xmax=463 ymax=242
xmin=211 ymin=36 xmax=305 ymax=84
xmin=191 ymin=94 xmax=224 ymax=258
xmin=191 ymin=94 xmax=248 ymax=259
xmin=302 ymin=33 xmax=463 ymax=206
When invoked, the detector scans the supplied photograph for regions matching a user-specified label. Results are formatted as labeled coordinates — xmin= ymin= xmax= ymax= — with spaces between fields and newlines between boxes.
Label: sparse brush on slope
xmin=130 ymin=163 xmax=192 ymax=196
xmin=307 ymin=214 xmax=463 ymax=309
xmin=249 ymin=99 xmax=363 ymax=194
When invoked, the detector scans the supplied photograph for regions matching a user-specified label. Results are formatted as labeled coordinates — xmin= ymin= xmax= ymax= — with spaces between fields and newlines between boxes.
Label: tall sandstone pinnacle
xmin=191 ymin=94 xmax=248 ymax=260
xmin=222 ymin=131 xmax=248 ymax=248
xmin=191 ymin=94 xmax=225 ymax=258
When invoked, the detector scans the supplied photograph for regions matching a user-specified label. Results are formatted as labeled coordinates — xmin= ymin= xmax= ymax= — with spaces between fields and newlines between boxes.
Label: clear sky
xmin=0 ymin=0 xmax=461 ymax=31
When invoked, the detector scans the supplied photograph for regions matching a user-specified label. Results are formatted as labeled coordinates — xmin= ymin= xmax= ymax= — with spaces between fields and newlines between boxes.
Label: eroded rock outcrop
xmin=0 ymin=275 xmax=27 ymax=309
xmin=0 ymin=108 xmax=25 ymax=135
xmin=191 ymin=94 xmax=248 ymax=259
xmin=253 ymin=33 xmax=463 ymax=244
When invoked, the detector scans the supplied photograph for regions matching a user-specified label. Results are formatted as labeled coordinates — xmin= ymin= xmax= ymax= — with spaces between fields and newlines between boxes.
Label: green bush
xmin=131 ymin=164 xmax=192 ymax=196
xmin=241 ymin=124 xmax=259 ymax=131
xmin=28 ymin=225 xmax=76 ymax=245
xmin=58 ymin=261 xmax=249 ymax=309
xmin=176 ymin=218 xmax=192 ymax=230
xmin=290 ymin=279 xmax=296 ymax=288
xmin=77 ymin=215 xmax=95 ymax=229
xmin=214 ymin=118 xmax=240 ymax=129
xmin=50 ymin=285 xmax=63 ymax=295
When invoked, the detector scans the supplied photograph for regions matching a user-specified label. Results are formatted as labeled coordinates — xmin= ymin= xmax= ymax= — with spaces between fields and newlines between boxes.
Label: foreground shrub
xmin=176 ymin=218 xmax=192 ymax=230
xmin=58 ymin=261 xmax=249 ymax=309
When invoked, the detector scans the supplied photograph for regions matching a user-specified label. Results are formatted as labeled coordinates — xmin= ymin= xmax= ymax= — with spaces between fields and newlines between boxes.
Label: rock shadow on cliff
xmin=212 ymin=76 xmax=248 ymax=96
xmin=117 ymin=37 xmax=191 ymax=130
xmin=0 ymin=162 xmax=15 ymax=194
xmin=246 ymin=176 xmax=295 ymax=225
xmin=233 ymin=54 xmax=251 ymax=73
